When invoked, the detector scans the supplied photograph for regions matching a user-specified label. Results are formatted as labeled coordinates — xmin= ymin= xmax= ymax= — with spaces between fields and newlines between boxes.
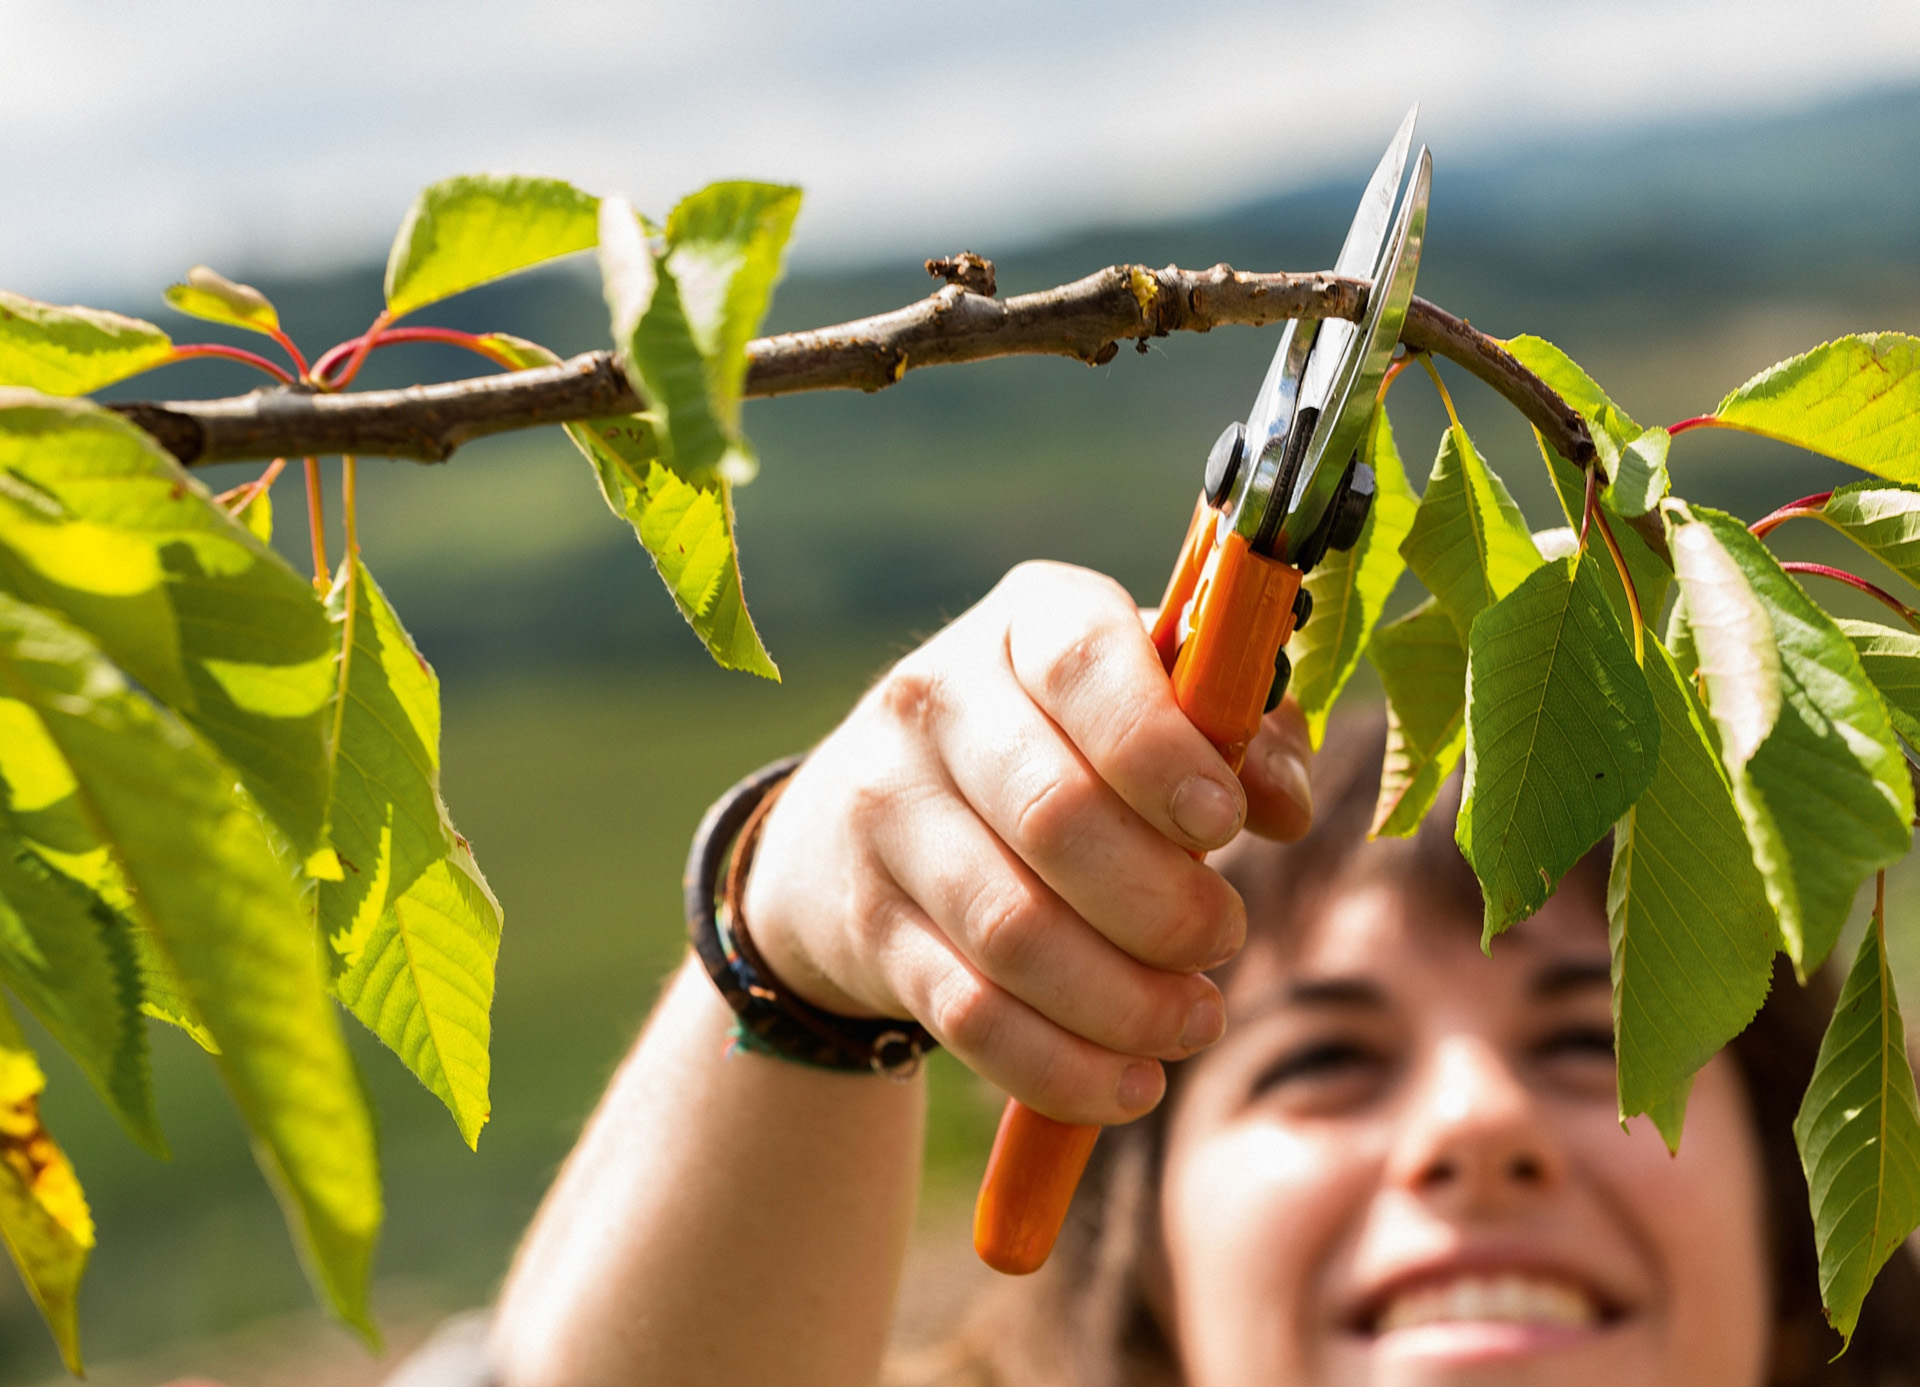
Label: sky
xmin=5 ymin=0 xmax=1920 ymax=302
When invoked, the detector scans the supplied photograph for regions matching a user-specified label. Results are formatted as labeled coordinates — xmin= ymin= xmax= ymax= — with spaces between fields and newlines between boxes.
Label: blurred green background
xmin=1 ymin=84 xmax=1918 ymax=1381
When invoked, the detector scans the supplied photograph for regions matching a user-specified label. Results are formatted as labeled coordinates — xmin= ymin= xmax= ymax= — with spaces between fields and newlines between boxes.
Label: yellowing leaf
xmin=0 ymin=294 xmax=173 ymax=396
xmin=1369 ymin=598 xmax=1467 ymax=838
xmin=0 ymin=999 xmax=91 ymax=1374
xmin=164 ymin=266 xmax=281 ymax=337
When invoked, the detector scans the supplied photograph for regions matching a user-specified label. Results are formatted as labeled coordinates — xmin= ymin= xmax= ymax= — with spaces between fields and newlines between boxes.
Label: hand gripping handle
xmin=972 ymin=504 xmax=1303 ymax=1273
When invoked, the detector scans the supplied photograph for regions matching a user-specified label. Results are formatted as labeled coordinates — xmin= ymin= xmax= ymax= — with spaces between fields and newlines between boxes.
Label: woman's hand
xmin=743 ymin=560 xmax=1314 ymax=1127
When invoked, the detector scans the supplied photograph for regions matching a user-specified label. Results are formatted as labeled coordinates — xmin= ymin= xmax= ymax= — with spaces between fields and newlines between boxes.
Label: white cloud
xmin=3 ymin=0 xmax=1917 ymax=299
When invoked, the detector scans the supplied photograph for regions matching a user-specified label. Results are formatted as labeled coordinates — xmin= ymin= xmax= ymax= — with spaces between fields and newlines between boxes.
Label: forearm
xmin=490 ymin=954 xmax=926 ymax=1387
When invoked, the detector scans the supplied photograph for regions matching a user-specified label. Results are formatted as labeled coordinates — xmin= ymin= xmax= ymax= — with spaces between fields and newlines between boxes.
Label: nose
xmin=1387 ymin=1035 xmax=1563 ymax=1213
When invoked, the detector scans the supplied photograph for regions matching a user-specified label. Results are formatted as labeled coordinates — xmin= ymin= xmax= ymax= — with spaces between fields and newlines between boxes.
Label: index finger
xmin=1000 ymin=562 xmax=1245 ymax=854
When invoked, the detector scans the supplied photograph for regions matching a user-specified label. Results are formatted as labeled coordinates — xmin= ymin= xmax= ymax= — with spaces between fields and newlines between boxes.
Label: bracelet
xmin=684 ymin=755 xmax=937 ymax=1079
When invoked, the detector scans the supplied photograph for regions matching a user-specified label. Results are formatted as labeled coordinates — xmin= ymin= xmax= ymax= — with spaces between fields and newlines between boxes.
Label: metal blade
xmin=1276 ymin=146 xmax=1431 ymax=556
xmin=1241 ymin=106 xmax=1417 ymax=468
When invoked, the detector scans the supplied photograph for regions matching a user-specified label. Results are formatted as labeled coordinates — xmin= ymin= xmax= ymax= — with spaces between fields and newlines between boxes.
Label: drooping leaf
xmin=129 ymin=924 xmax=217 ymax=1053
xmin=0 ymin=828 xmax=161 ymax=1155
xmin=1664 ymin=502 xmax=1913 ymax=975
xmin=333 ymin=840 xmax=500 ymax=1150
xmin=0 ymin=392 xmax=334 ymax=857
xmin=481 ymin=333 xmax=778 ymax=678
xmin=1607 ymin=641 xmax=1776 ymax=1149
xmin=1794 ymin=904 xmax=1920 ymax=1346
xmin=1399 ymin=421 xmax=1541 ymax=639
xmin=1809 ymin=481 xmax=1920 ymax=588
xmin=385 ymin=174 xmax=600 ymax=320
xmin=164 ymin=266 xmax=281 ymax=337
xmin=233 ymin=483 xmax=273 ymax=545
xmin=0 ymin=593 xmax=381 ymax=1337
xmin=1711 ymin=333 xmax=1920 ymax=482
xmin=1368 ymin=598 xmax=1467 ymax=838
xmin=1839 ymin=618 xmax=1920 ymax=747
xmin=1457 ymin=554 xmax=1659 ymax=941
xmin=321 ymin=556 xmax=499 ymax=1146
xmin=1504 ymin=335 xmax=1670 ymax=516
xmin=0 ymin=294 xmax=173 ymax=397
xmin=0 ymin=1000 xmax=92 ymax=1374
xmin=1293 ymin=406 xmax=1418 ymax=747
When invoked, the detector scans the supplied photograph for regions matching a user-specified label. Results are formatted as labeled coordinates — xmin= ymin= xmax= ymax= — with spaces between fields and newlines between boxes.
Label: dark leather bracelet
xmin=684 ymin=755 xmax=937 ymax=1078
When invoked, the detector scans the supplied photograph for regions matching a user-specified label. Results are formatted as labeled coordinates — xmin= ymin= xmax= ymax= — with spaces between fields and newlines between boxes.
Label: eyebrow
xmin=1531 ymin=959 xmax=1613 ymax=998
xmin=1283 ymin=977 xmax=1387 ymax=1008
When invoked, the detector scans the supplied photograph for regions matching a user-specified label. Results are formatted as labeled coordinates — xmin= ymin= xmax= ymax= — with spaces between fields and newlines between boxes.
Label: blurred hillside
xmin=15 ymin=84 xmax=1920 ymax=1383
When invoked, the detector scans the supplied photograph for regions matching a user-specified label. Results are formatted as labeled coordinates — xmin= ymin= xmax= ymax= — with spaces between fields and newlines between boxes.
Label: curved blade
xmin=1277 ymin=145 xmax=1431 ymax=555
xmin=1241 ymin=106 xmax=1419 ymax=470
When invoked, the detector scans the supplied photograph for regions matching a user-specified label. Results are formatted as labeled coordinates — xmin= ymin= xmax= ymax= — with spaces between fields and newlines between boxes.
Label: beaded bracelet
xmin=684 ymin=755 xmax=937 ymax=1078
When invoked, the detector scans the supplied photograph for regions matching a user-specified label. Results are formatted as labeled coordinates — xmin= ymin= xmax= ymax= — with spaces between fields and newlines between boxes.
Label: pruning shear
xmin=973 ymin=108 xmax=1432 ymax=1275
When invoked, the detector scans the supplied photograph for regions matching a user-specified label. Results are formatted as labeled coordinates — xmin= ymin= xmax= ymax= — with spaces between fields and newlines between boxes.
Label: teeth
xmin=1377 ymin=1274 xmax=1598 ymax=1333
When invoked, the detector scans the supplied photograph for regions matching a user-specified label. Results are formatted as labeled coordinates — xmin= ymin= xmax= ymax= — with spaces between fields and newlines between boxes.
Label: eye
xmin=1249 ymin=1040 xmax=1383 ymax=1097
xmin=1534 ymin=1025 xmax=1615 ymax=1062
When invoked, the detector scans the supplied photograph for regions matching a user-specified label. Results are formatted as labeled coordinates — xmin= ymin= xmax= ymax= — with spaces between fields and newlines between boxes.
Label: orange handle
xmin=972 ymin=502 xmax=1303 ymax=1274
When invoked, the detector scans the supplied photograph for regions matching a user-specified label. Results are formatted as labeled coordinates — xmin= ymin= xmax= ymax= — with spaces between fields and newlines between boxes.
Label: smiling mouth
xmin=1368 ymin=1272 xmax=1606 ymax=1336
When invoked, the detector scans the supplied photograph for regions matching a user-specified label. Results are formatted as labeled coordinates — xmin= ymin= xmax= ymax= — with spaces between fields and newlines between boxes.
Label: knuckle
xmin=875 ymin=659 xmax=948 ymax=736
xmin=929 ymin=970 xmax=1003 ymax=1056
xmin=1011 ymin=770 xmax=1097 ymax=859
xmin=966 ymin=877 xmax=1051 ymax=977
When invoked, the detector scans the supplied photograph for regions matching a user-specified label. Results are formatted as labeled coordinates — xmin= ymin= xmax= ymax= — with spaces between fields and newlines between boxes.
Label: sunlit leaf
xmin=0 ymin=828 xmax=161 ymax=1155
xmin=1839 ymin=618 xmax=1920 ymax=747
xmin=1458 ymin=554 xmax=1659 ymax=940
xmin=385 ymin=174 xmax=600 ymax=319
xmin=0 ymin=1000 xmax=92 ymax=1374
xmin=1368 ymin=598 xmax=1466 ymax=838
xmin=1711 ymin=333 xmax=1920 ymax=482
xmin=321 ymin=556 xmax=499 ymax=1146
xmin=1538 ymin=442 xmax=1672 ymax=631
xmin=0 ymin=393 xmax=334 ymax=856
xmin=0 ymin=294 xmax=173 ymax=397
xmin=1664 ymin=502 xmax=1912 ymax=975
xmin=1608 ymin=640 xmax=1776 ymax=1149
xmin=481 ymin=334 xmax=778 ymax=678
xmin=1794 ymin=904 xmax=1920 ymax=1346
xmin=0 ymin=592 xmax=381 ymax=1337
xmin=1399 ymin=420 xmax=1540 ymax=639
xmin=1504 ymin=335 xmax=1670 ymax=516
xmin=1293 ymin=407 xmax=1418 ymax=747
xmin=1809 ymin=481 xmax=1920 ymax=588
xmin=164 ymin=266 xmax=281 ymax=337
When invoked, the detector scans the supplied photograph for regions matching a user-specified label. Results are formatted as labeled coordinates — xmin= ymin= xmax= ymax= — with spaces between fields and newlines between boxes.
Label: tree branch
xmin=109 ymin=263 xmax=1595 ymax=469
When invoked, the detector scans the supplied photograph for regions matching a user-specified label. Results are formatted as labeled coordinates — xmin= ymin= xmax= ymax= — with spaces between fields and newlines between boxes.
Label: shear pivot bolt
xmin=1204 ymin=422 xmax=1246 ymax=508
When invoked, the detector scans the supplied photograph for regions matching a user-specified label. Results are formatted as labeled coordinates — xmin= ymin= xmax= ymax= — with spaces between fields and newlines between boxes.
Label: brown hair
xmin=936 ymin=712 xmax=1920 ymax=1387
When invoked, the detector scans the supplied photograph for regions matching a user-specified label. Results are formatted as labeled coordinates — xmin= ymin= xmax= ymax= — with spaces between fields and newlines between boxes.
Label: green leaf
xmin=1399 ymin=420 xmax=1541 ymax=639
xmin=1504 ymin=335 xmax=1670 ymax=516
xmin=1368 ymin=598 xmax=1467 ymax=837
xmin=0 ymin=294 xmax=173 ymax=397
xmin=164 ymin=266 xmax=281 ymax=337
xmin=480 ymin=334 xmax=778 ymax=679
xmin=1607 ymin=640 xmax=1776 ymax=1149
xmin=1810 ymin=481 xmax=1920 ymax=587
xmin=1839 ymin=618 xmax=1920 ymax=746
xmin=385 ymin=174 xmax=600 ymax=320
xmin=1293 ymin=407 xmax=1418 ymax=747
xmin=129 ymin=923 xmax=217 ymax=1053
xmin=1457 ymin=554 xmax=1659 ymax=941
xmin=0 ymin=1000 xmax=92 ymax=1374
xmin=0 ymin=828 xmax=161 ymax=1155
xmin=0 ymin=592 xmax=381 ymax=1337
xmin=1712 ymin=334 xmax=1920 ymax=482
xmin=1538 ymin=441 xmax=1672 ymax=629
xmin=334 ymin=841 xmax=500 ymax=1150
xmin=1794 ymin=907 xmax=1920 ymax=1346
xmin=0 ymin=393 xmax=334 ymax=857
xmin=1664 ymin=503 xmax=1913 ymax=974
xmin=321 ymin=556 xmax=499 ymax=1147
xmin=233 ymin=484 xmax=273 ymax=545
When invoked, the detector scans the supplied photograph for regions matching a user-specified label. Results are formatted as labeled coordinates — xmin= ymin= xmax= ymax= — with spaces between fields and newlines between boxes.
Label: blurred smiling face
xmin=1159 ymin=877 xmax=1770 ymax=1387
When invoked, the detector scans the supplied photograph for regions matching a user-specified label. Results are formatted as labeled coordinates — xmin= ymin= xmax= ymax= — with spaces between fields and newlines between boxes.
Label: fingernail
xmin=1170 ymin=775 xmax=1242 ymax=846
xmin=1265 ymin=742 xmax=1313 ymax=819
xmin=1117 ymin=1061 xmax=1165 ymax=1114
xmin=1180 ymin=996 xmax=1225 ymax=1051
